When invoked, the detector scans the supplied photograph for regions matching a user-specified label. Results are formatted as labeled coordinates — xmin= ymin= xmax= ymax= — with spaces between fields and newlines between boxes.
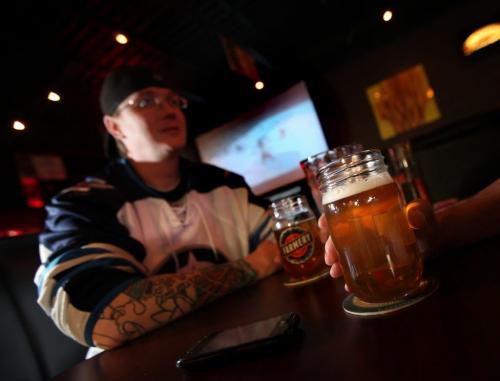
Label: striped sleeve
xmin=34 ymin=179 xmax=147 ymax=346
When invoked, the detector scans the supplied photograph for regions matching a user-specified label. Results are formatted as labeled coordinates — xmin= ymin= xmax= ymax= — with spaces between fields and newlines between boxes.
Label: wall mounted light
xmin=463 ymin=23 xmax=500 ymax=56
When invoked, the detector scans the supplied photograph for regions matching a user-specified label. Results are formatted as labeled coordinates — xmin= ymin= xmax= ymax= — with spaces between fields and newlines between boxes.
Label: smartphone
xmin=176 ymin=312 xmax=301 ymax=369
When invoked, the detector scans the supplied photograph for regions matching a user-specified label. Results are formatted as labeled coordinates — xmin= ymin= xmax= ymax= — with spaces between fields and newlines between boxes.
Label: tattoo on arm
xmin=92 ymin=259 xmax=257 ymax=348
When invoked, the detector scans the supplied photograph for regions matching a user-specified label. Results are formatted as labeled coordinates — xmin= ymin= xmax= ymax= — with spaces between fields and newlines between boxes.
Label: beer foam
xmin=322 ymin=172 xmax=393 ymax=205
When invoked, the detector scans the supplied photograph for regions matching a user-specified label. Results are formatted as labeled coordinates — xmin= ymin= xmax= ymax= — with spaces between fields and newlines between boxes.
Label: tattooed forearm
xmin=191 ymin=258 xmax=256 ymax=306
xmin=92 ymin=259 xmax=257 ymax=349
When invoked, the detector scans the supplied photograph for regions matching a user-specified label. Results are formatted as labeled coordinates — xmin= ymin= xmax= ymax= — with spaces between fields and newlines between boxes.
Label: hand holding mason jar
xmin=318 ymin=149 xmax=433 ymax=304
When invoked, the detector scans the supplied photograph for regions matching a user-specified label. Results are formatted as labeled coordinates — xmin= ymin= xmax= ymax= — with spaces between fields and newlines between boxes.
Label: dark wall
xmin=412 ymin=110 xmax=500 ymax=201
xmin=0 ymin=117 xmax=25 ymax=209
xmin=317 ymin=0 xmax=500 ymax=149
xmin=1 ymin=101 xmax=108 ymax=210
xmin=310 ymin=0 xmax=500 ymax=201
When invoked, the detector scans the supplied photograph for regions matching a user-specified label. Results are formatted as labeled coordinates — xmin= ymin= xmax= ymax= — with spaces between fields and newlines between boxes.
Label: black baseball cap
xmin=99 ymin=66 xmax=176 ymax=115
xmin=99 ymin=66 xmax=179 ymax=158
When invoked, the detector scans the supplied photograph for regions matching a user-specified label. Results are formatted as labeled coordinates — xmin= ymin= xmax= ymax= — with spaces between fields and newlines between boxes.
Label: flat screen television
xmin=195 ymin=82 xmax=328 ymax=195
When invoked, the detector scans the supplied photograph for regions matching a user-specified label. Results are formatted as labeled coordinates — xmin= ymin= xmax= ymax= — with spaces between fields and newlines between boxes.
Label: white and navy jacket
xmin=34 ymin=158 xmax=272 ymax=347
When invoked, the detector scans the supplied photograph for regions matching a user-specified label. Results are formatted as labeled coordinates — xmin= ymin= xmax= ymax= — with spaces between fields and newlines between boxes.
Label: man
xmin=35 ymin=66 xmax=281 ymax=357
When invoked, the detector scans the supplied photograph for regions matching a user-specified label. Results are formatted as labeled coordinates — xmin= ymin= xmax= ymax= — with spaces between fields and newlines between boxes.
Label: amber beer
xmin=270 ymin=195 xmax=329 ymax=284
xmin=320 ymin=151 xmax=423 ymax=303
xmin=274 ymin=216 xmax=326 ymax=280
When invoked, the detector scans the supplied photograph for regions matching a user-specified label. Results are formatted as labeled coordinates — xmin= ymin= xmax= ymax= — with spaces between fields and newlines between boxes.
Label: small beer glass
xmin=270 ymin=194 xmax=330 ymax=287
xmin=318 ymin=150 xmax=424 ymax=303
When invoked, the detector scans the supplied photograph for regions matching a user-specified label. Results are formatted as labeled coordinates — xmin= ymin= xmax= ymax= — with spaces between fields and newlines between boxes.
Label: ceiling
xmin=3 ymin=0 xmax=472 ymax=157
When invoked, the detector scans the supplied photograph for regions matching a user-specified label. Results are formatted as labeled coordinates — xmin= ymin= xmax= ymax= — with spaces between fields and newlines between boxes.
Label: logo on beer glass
xmin=278 ymin=227 xmax=314 ymax=264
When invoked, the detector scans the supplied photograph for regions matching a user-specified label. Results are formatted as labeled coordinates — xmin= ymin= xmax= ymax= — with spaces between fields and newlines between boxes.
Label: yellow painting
xmin=367 ymin=64 xmax=441 ymax=140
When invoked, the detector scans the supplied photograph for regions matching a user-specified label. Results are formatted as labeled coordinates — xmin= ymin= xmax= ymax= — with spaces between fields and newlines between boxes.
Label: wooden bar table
xmin=51 ymin=237 xmax=500 ymax=381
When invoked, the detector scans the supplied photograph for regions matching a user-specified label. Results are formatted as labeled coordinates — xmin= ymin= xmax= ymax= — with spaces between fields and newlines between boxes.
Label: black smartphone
xmin=176 ymin=312 xmax=301 ymax=369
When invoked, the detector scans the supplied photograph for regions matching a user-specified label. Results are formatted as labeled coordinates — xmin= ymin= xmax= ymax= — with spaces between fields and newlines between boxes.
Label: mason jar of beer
xmin=270 ymin=195 xmax=329 ymax=286
xmin=318 ymin=150 xmax=423 ymax=302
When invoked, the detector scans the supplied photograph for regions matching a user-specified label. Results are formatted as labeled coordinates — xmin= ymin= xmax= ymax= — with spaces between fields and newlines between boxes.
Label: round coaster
xmin=283 ymin=267 xmax=331 ymax=288
xmin=342 ymin=278 xmax=439 ymax=317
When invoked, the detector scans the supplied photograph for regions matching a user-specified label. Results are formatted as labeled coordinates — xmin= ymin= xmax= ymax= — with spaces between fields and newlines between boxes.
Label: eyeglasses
xmin=117 ymin=92 xmax=188 ymax=113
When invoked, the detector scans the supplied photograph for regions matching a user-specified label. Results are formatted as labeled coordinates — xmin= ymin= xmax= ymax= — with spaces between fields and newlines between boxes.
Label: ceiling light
xmin=255 ymin=81 xmax=264 ymax=90
xmin=463 ymin=23 xmax=500 ymax=56
xmin=115 ymin=33 xmax=128 ymax=45
xmin=383 ymin=10 xmax=393 ymax=22
xmin=48 ymin=91 xmax=61 ymax=102
xmin=13 ymin=121 xmax=26 ymax=131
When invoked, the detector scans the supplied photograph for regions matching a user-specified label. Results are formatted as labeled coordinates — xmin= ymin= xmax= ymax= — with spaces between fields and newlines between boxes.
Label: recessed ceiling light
xmin=383 ymin=10 xmax=393 ymax=22
xmin=48 ymin=91 xmax=61 ymax=102
xmin=115 ymin=33 xmax=128 ymax=45
xmin=13 ymin=121 xmax=26 ymax=131
xmin=255 ymin=81 xmax=264 ymax=90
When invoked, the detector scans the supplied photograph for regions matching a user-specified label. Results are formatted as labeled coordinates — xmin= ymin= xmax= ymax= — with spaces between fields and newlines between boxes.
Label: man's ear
xmin=103 ymin=115 xmax=125 ymax=140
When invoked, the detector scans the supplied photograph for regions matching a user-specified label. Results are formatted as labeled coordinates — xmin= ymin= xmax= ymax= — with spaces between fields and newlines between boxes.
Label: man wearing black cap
xmin=35 ymin=66 xmax=281 ymax=357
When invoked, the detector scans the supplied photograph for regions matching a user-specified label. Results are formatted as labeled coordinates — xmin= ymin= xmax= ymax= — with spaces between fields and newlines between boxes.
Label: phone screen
xmin=177 ymin=312 xmax=300 ymax=368
xmin=198 ymin=315 xmax=289 ymax=354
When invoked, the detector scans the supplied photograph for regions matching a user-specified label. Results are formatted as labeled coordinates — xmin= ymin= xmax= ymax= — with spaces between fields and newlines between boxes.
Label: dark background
xmin=1 ymin=0 xmax=499 ymax=212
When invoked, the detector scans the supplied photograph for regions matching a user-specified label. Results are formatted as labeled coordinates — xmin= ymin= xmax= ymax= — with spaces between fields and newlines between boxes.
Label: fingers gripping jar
xmin=318 ymin=150 xmax=423 ymax=302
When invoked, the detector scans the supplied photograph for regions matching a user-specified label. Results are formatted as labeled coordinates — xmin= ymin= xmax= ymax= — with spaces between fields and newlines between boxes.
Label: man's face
xmin=109 ymin=86 xmax=188 ymax=161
